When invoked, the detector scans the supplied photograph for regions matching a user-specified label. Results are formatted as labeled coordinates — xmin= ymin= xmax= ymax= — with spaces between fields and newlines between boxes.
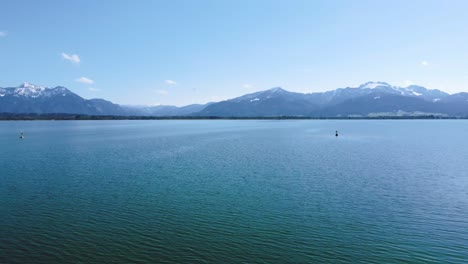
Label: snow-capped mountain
xmin=196 ymin=87 xmax=319 ymax=116
xmin=351 ymin=81 xmax=449 ymax=101
xmin=1 ymin=81 xmax=467 ymax=117
xmin=0 ymin=83 xmax=73 ymax=98
xmin=357 ymin=81 xmax=391 ymax=89
xmin=0 ymin=83 xmax=124 ymax=115
xmin=196 ymin=82 xmax=465 ymax=117
xmin=7 ymin=83 xmax=46 ymax=97
xmin=316 ymin=81 xmax=449 ymax=105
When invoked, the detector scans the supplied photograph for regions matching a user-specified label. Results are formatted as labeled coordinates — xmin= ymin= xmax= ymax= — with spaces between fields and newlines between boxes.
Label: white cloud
xmin=165 ymin=80 xmax=177 ymax=85
xmin=155 ymin=89 xmax=169 ymax=95
xmin=402 ymin=80 xmax=414 ymax=87
xmin=243 ymin=84 xmax=253 ymax=88
xmin=61 ymin=52 xmax=80 ymax=64
xmin=0 ymin=31 xmax=7 ymax=37
xmin=75 ymin=77 xmax=94 ymax=84
xmin=88 ymin=87 xmax=100 ymax=92
xmin=421 ymin=60 xmax=430 ymax=67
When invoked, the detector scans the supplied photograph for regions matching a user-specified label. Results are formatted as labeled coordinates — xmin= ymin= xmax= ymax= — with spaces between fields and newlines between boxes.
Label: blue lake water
xmin=1 ymin=120 xmax=467 ymax=263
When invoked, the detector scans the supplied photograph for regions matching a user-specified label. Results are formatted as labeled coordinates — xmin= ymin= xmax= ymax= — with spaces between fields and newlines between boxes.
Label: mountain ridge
xmin=1 ymin=82 xmax=467 ymax=117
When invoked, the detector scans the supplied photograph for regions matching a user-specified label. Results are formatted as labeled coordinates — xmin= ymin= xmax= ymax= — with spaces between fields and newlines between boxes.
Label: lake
xmin=1 ymin=120 xmax=467 ymax=263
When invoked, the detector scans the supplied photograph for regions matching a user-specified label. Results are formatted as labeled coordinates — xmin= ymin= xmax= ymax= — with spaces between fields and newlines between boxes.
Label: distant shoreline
xmin=0 ymin=113 xmax=465 ymax=121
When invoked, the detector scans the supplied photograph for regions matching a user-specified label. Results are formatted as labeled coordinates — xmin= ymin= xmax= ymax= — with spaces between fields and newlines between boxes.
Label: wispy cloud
xmin=421 ymin=60 xmax=430 ymax=67
xmin=0 ymin=31 xmax=7 ymax=37
xmin=88 ymin=87 xmax=100 ymax=92
xmin=155 ymin=89 xmax=169 ymax=95
xmin=61 ymin=52 xmax=80 ymax=64
xmin=165 ymin=80 xmax=177 ymax=85
xmin=243 ymin=84 xmax=253 ymax=88
xmin=75 ymin=77 xmax=94 ymax=84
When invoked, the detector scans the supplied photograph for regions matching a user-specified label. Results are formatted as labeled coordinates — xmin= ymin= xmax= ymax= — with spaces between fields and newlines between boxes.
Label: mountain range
xmin=1 ymin=82 xmax=468 ymax=117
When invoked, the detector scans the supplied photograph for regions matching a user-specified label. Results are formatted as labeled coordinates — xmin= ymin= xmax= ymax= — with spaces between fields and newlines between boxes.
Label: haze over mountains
xmin=1 ymin=82 xmax=468 ymax=117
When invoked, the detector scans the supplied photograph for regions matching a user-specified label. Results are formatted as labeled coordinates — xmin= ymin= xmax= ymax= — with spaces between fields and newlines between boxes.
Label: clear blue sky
xmin=1 ymin=0 xmax=468 ymax=106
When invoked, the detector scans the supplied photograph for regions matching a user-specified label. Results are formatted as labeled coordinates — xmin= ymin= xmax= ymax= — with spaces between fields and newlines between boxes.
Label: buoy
xmin=335 ymin=130 xmax=338 ymax=137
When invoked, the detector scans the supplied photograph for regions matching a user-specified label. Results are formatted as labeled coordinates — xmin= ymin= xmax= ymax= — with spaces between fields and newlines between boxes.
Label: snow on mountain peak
xmin=19 ymin=82 xmax=45 ymax=89
xmin=21 ymin=82 xmax=34 ymax=88
xmin=14 ymin=82 xmax=47 ymax=97
xmin=359 ymin=82 xmax=391 ymax=89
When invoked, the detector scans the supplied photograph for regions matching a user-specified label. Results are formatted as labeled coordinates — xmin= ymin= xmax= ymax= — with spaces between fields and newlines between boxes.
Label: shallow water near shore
xmin=1 ymin=120 xmax=467 ymax=263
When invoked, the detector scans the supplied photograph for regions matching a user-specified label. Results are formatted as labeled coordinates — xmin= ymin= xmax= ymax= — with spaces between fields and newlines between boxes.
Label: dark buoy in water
xmin=19 ymin=131 xmax=24 ymax=139
xmin=335 ymin=130 xmax=338 ymax=137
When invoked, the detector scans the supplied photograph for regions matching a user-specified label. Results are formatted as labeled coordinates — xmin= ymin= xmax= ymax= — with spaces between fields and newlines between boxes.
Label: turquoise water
xmin=1 ymin=120 xmax=467 ymax=263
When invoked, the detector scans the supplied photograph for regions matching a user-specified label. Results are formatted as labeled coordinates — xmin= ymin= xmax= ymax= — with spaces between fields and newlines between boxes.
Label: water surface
xmin=1 ymin=120 xmax=467 ymax=263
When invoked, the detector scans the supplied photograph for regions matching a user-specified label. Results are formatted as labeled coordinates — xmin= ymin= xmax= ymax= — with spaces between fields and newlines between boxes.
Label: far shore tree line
xmin=0 ymin=112 xmax=463 ymax=121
